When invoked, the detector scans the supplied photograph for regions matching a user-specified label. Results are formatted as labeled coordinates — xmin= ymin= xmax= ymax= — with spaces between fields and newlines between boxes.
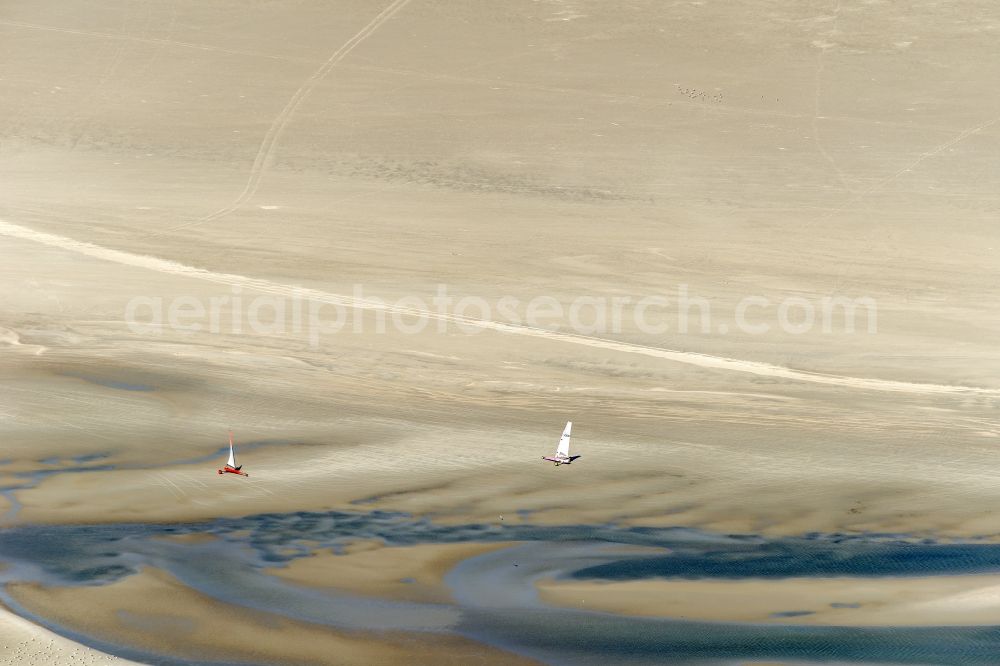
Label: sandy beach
xmin=2 ymin=0 xmax=1000 ymax=662
xmin=0 ymin=600 xmax=141 ymax=666
xmin=1 ymin=0 xmax=999 ymax=537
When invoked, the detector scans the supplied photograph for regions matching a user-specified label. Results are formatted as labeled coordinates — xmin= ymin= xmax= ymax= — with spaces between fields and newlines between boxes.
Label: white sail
xmin=227 ymin=432 xmax=237 ymax=467
xmin=557 ymin=421 xmax=571 ymax=457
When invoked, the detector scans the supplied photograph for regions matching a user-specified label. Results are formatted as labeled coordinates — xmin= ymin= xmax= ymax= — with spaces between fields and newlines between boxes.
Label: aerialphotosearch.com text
xmin=125 ymin=284 xmax=877 ymax=346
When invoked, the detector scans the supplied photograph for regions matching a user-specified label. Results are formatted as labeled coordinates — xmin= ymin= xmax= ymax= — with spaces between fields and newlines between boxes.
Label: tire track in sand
xmin=148 ymin=0 xmax=412 ymax=237
xmin=1 ymin=218 xmax=996 ymax=398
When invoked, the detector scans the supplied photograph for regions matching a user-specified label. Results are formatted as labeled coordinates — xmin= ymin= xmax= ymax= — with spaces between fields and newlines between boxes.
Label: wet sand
xmin=270 ymin=540 xmax=518 ymax=604
xmin=9 ymin=567 xmax=537 ymax=666
xmin=538 ymin=574 xmax=1000 ymax=626
xmin=6 ymin=509 xmax=1000 ymax=663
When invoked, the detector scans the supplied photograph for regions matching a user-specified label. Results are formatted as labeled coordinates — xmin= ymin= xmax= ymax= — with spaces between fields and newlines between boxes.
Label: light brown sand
xmin=0 ymin=604 xmax=142 ymax=666
xmin=0 ymin=0 xmax=999 ymax=537
xmin=10 ymin=568 xmax=537 ymax=666
xmin=270 ymin=541 xmax=517 ymax=604
xmin=1 ymin=0 xmax=1000 ymax=655
xmin=538 ymin=575 xmax=1000 ymax=626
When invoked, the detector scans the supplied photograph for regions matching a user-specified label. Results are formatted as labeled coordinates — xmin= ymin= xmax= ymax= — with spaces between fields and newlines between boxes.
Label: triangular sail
xmin=557 ymin=421 xmax=571 ymax=457
xmin=227 ymin=431 xmax=237 ymax=467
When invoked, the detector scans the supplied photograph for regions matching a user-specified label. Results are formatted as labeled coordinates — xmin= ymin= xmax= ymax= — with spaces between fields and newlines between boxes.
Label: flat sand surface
xmin=1 ymin=0 xmax=999 ymax=538
xmin=2 ymin=0 xmax=1000 ymax=655
xmin=538 ymin=574 xmax=1000 ymax=626
xmin=0 ymin=604 xmax=142 ymax=666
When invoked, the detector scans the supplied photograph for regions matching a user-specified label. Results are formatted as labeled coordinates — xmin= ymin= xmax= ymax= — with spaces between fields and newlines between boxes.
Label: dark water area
xmin=58 ymin=372 xmax=155 ymax=392
xmin=3 ymin=511 xmax=1000 ymax=664
xmin=73 ymin=452 xmax=113 ymax=464
xmin=7 ymin=512 xmax=987 ymax=587
xmin=570 ymin=537 xmax=1000 ymax=580
xmin=455 ymin=607 xmax=1000 ymax=666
